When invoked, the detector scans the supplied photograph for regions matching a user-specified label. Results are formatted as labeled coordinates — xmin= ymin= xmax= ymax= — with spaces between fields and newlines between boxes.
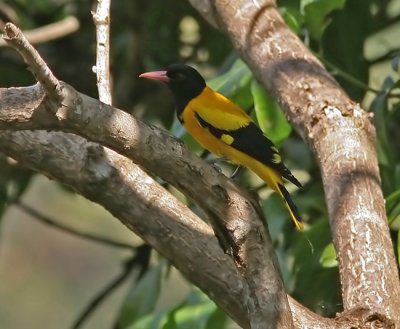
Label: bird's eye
xmin=172 ymin=72 xmax=185 ymax=80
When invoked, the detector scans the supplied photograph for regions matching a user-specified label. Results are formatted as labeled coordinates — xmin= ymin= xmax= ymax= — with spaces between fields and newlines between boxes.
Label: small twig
xmin=92 ymin=0 xmax=112 ymax=105
xmin=72 ymin=245 xmax=152 ymax=329
xmin=2 ymin=23 xmax=64 ymax=103
xmin=72 ymin=257 xmax=135 ymax=329
xmin=15 ymin=201 xmax=135 ymax=250
xmin=0 ymin=16 xmax=79 ymax=48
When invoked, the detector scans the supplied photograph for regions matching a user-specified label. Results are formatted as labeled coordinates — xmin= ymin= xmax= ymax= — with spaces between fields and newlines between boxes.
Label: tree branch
xmin=0 ymin=129 xmax=333 ymax=329
xmin=0 ymin=16 xmax=79 ymax=47
xmin=92 ymin=0 xmax=112 ymax=105
xmin=2 ymin=23 xmax=63 ymax=103
xmin=15 ymin=201 xmax=135 ymax=250
xmin=188 ymin=0 xmax=400 ymax=326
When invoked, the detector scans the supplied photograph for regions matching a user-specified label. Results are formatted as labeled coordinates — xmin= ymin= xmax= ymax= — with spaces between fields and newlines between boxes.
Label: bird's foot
xmin=207 ymin=157 xmax=227 ymax=173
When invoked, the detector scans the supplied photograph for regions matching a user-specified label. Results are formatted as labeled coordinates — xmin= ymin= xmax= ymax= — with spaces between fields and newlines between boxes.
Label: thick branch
xmin=189 ymin=0 xmax=400 ymax=326
xmin=0 ymin=130 xmax=333 ymax=329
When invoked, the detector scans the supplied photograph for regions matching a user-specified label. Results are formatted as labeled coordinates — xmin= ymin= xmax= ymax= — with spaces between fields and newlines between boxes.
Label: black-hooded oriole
xmin=140 ymin=64 xmax=303 ymax=230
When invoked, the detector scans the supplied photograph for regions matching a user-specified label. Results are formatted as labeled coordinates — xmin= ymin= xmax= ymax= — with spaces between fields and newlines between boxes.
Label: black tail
xmin=277 ymin=183 xmax=304 ymax=230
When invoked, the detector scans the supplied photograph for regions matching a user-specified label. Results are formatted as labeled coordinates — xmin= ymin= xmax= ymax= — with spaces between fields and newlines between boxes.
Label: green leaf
xmin=386 ymin=189 xmax=400 ymax=224
xmin=207 ymin=59 xmax=253 ymax=109
xmin=302 ymin=0 xmax=346 ymax=40
xmin=162 ymin=289 xmax=218 ymax=329
xmin=163 ymin=303 xmax=216 ymax=329
xmin=250 ymin=79 xmax=292 ymax=145
xmin=391 ymin=52 xmax=400 ymax=73
xmin=388 ymin=203 xmax=400 ymax=226
xmin=205 ymin=308 xmax=228 ymax=329
xmin=287 ymin=218 xmax=341 ymax=313
xmin=261 ymin=193 xmax=289 ymax=241
xmin=279 ymin=7 xmax=304 ymax=35
xmin=124 ymin=288 xmax=222 ymax=329
xmin=320 ymin=243 xmax=338 ymax=268
xmin=385 ymin=189 xmax=400 ymax=212
xmin=118 ymin=264 xmax=163 ymax=328
xmin=371 ymin=88 xmax=392 ymax=168
xmin=398 ymin=230 xmax=400 ymax=268
xmin=125 ymin=311 xmax=169 ymax=329
xmin=207 ymin=59 xmax=250 ymax=93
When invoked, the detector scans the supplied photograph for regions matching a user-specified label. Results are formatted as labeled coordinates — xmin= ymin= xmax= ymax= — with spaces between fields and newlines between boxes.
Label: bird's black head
xmin=164 ymin=64 xmax=206 ymax=101
xmin=140 ymin=64 xmax=206 ymax=114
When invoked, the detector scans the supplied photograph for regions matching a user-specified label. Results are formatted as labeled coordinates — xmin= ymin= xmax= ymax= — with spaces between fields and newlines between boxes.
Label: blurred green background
xmin=1 ymin=0 xmax=400 ymax=328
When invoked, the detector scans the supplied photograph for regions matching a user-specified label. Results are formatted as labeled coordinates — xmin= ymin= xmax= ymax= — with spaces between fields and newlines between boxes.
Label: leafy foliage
xmin=301 ymin=0 xmax=346 ymax=40
xmin=118 ymin=264 xmax=163 ymax=327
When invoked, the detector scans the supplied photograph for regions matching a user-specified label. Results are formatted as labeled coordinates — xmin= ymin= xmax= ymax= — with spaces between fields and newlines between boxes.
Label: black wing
xmin=195 ymin=113 xmax=301 ymax=188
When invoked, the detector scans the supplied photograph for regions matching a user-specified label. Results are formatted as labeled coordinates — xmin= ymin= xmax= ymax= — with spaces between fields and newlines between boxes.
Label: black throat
xmin=165 ymin=65 xmax=206 ymax=122
xmin=169 ymin=83 xmax=205 ymax=121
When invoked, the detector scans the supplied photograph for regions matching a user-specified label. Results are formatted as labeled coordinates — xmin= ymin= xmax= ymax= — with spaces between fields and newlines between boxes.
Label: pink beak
xmin=139 ymin=70 xmax=170 ymax=82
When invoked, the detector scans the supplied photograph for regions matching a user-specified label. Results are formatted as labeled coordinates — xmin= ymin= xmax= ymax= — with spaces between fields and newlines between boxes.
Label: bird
xmin=139 ymin=64 xmax=304 ymax=230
